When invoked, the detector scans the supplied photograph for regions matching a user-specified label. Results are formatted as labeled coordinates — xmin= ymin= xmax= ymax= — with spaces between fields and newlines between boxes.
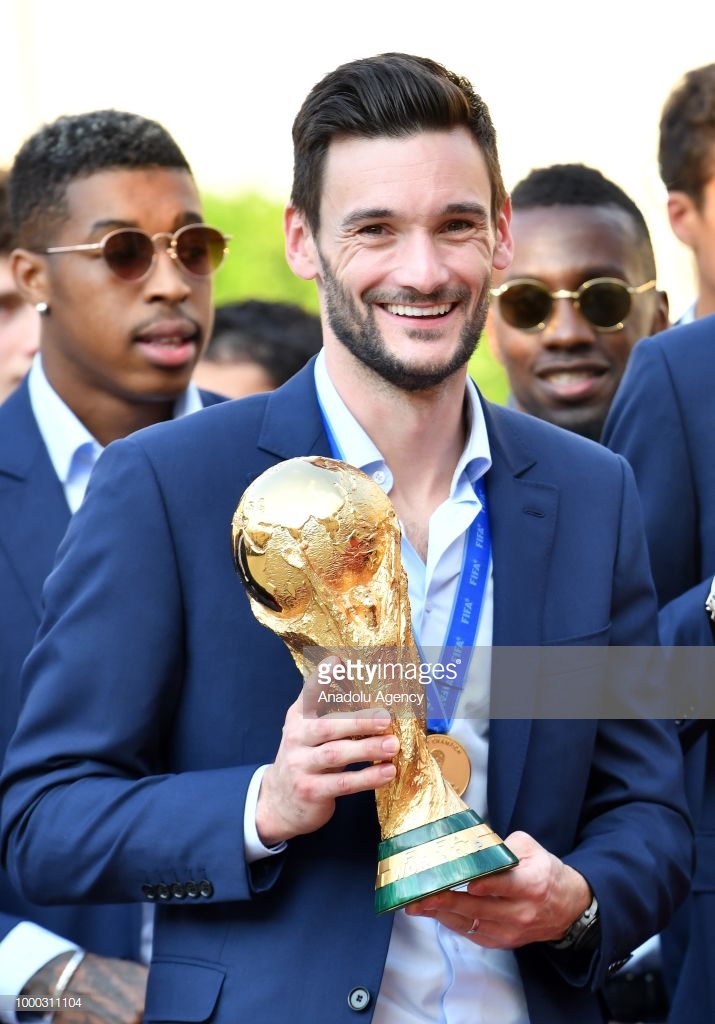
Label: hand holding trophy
xmin=232 ymin=456 xmax=517 ymax=913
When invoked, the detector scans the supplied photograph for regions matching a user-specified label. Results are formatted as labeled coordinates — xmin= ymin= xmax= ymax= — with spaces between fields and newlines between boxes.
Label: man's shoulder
xmin=484 ymin=399 xmax=623 ymax=477
xmin=631 ymin=315 xmax=715 ymax=371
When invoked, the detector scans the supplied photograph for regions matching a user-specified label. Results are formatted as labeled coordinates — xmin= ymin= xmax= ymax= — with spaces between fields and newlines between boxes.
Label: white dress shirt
xmin=0 ymin=356 xmax=204 ymax=1021
xmin=313 ymin=353 xmax=529 ymax=1024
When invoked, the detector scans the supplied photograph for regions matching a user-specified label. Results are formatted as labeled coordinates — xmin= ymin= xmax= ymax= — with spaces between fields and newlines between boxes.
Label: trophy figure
xmin=232 ymin=456 xmax=517 ymax=913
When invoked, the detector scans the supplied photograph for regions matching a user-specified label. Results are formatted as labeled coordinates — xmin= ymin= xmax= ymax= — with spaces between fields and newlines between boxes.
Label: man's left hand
xmin=404 ymin=830 xmax=591 ymax=948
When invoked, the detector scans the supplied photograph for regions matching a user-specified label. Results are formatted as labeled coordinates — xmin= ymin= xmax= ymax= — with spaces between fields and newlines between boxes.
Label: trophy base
xmin=375 ymin=809 xmax=518 ymax=914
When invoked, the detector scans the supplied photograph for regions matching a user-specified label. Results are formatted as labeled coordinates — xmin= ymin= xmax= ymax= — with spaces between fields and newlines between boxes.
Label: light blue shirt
xmin=314 ymin=352 xmax=528 ymax=1024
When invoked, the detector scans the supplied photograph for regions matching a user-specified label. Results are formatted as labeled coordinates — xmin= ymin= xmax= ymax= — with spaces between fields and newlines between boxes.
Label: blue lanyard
xmin=317 ymin=400 xmax=491 ymax=732
xmin=420 ymin=478 xmax=491 ymax=733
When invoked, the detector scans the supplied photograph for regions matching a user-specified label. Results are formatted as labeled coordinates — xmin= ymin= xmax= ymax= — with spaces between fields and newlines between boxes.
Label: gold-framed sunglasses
xmin=490 ymin=277 xmax=657 ymax=333
xmin=43 ymin=224 xmax=230 ymax=282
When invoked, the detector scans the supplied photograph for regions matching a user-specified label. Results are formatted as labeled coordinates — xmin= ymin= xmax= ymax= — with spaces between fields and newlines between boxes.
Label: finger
xmin=297 ymin=760 xmax=397 ymax=801
xmin=302 ymin=655 xmax=342 ymax=717
xmin=302 ymin=706 xmax=393 ymax=746
xmin=308 ymin=731 xmax=399 ymax=771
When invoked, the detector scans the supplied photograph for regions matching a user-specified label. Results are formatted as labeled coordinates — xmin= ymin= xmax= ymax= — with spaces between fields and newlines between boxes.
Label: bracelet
xmin=53 ymin=949 xmax=86 ymax=1002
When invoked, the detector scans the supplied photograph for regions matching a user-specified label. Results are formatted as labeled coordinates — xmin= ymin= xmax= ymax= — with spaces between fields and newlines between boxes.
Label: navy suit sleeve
xmin=603 ymin=337 xmax=711 ymax=618
xmin=1 ymin=437 xmax=280 ymax=907
xmin=557 ymin=460 xmax=693 ymax=986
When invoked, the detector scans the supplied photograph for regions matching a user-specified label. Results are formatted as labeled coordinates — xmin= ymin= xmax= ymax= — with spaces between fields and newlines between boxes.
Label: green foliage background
xmin=202 ymin=191 xmax=508 ymax=404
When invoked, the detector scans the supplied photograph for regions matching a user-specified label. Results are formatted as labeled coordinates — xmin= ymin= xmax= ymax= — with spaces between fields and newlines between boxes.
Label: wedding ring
xmin=466 ymin=917 xmax=480 ymax=935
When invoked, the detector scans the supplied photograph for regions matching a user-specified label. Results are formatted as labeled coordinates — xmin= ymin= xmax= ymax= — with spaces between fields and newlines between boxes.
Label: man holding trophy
xmin=2 ymin=54 xmax=692 ymax=1024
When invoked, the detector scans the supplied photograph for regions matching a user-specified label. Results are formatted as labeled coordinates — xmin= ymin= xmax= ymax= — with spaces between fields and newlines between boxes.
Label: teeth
xmin=546 ymin=371 xmax=596 ymax=384
xmin=385 ymin=303 xmax=452 ymax=317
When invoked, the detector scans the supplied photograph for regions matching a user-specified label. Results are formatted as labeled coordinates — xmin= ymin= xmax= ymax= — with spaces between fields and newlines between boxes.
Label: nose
xmin=143 ymin=247 xmax=193 ymax=304
xmin=541 ymin=296 xmax=596 ymax=348
xmin=393 ymin=231 xmax=450 ymax=295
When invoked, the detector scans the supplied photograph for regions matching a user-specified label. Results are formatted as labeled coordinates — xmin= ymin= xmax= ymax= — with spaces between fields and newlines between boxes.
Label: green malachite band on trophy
xmin=375 ymin=809 xmax=519 ymax=915
xmin=379 ymin=809 xmax=481 ymax=857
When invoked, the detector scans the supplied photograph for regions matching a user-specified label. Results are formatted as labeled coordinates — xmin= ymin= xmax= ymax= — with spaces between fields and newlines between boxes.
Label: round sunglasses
xmin=490 ymin=277 xmax=657 ymax=333
xmin=43 ymin=224 xmax=230 ymax=282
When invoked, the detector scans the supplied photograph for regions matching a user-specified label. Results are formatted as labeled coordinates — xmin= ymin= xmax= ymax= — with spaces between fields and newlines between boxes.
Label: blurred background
xmin=2 ymin=0 xmax=713 ymax=400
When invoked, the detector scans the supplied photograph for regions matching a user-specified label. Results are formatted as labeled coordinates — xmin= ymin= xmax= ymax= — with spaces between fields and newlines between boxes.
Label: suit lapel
xmin=482 ymin=401 xmax=559 ymax=836
xmin=0 ymin=383 xmax=70 ymax=616
xmin=251 ymin=359 xmax=330 ymax=476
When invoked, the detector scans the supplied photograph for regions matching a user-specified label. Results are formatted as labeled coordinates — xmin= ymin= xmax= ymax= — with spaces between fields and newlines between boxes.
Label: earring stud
xmin=35 ymin=301 xmax=49 ymax=315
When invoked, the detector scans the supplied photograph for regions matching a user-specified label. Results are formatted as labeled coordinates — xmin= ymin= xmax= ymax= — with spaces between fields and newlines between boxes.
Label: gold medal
xmin=426 ymin=734 xmax=471 ymax=797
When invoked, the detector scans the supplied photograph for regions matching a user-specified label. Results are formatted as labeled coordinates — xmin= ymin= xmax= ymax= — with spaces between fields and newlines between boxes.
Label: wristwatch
xmin=549 ymin=895 xmax=600 ymax=953
xmin=706 ymin=576 xmax=715 ymax=641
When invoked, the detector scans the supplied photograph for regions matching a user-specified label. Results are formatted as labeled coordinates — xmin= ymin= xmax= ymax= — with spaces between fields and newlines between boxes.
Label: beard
xmin=318 ymin=249 xmax=490 ymax=392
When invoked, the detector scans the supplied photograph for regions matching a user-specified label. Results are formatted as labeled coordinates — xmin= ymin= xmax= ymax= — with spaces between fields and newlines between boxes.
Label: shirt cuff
xmin=0 ymin=922 xmax=79 ymax=1023
xmin=244 ymin=764 xmax=287 ymax=863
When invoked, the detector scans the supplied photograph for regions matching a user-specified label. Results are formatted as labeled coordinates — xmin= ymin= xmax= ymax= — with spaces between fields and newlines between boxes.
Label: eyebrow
xmin=87 ymin=212 xmax=204 ymax=235
xmin=340 ymin=201 xmax=489 ymax=231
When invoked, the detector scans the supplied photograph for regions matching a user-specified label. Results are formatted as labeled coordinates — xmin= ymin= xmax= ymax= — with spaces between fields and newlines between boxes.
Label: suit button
xmin=156 ymin=883 xmax=172 ymax=901
xmin=198 ymin=879 xmax=214 ymax=898
xmin=347 ymin=987 xmax=371 ymax=1012
xmin=171 ymin=883 xmax=186 ymax=899
xmin=185 ymin=880 xmax=200 ymax=898
xmin=142 ymin=883 xmax=157 ymax=901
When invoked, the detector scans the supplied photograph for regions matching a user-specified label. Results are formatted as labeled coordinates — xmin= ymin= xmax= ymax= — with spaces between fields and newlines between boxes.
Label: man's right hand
xmin=21 ymin=951 xmax=147 ymax=1024
xmin=256 ymin=657 xmax=399 ymax=846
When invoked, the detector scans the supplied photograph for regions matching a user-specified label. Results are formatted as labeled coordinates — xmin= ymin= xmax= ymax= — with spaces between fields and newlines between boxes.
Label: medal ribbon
xmin=420 ymin=479 xmax=491 ymax=733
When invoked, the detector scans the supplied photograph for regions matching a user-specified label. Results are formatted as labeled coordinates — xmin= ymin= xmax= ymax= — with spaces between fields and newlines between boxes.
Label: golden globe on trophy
xmin=231 ymin=456 xmax=517 ymax=913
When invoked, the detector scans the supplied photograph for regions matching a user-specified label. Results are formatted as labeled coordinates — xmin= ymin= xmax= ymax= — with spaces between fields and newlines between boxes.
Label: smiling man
xmin=0 ymin=110 xmax=227 ymax=1023
xmin=1 ymin=58 xmax=691 ymax=1024
xmin=488 ymin=164 xmax=669 ymax=441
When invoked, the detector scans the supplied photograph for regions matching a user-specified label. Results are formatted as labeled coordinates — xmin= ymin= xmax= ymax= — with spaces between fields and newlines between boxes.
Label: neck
xmin=695 ymin=276 xmax=715 ymax=319
xmin=75 ymin=396 xmax=178 ymax=448
xmin=325 ymin=349 xmax=469 ymax=558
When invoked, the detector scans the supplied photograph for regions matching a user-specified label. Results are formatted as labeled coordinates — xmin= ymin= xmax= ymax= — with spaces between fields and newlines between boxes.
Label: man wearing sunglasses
xmin=0 ymin=110 xmax=227 ymax=1023
xmin=487 ymin=164 xmax=669 ymax=442
xmin=1 ymin=56 xmax=692 ymax=1024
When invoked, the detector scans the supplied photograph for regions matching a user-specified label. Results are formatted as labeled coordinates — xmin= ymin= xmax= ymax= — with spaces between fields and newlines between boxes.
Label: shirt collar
xmin=313 ymin=349 xmax=491 ymax=495
xmin=28 ymin=353 xmax=203 ymax=486
xmin=678 ymin=303 xmax=697 ymax=325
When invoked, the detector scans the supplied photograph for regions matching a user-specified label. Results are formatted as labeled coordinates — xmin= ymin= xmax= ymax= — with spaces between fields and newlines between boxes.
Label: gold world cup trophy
xmin=232 ymin=456 xmax=517 ymax=913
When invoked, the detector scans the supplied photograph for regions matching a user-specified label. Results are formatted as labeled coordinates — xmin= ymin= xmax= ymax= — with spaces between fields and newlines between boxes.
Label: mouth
xmin=383 ymin=302 xmax=456 ymax=319
xmin=134 ymin=320 xmax=200 ymax=369
xmin=536 ymin=364 xmax=610 ymax=400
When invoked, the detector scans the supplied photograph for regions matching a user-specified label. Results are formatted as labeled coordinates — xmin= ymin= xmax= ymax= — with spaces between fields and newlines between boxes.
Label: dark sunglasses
xmin=43 ymin=224 xmax=230 ymax=281
xmin=490 ymin=277 xmax=657 ymax=333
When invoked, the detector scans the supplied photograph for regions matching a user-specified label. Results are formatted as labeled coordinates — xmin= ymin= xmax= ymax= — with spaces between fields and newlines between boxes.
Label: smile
xmin=384 ymin=303 xmax=454 ymax=318
xmin=542 ymin=369 xmax=605 ymax=384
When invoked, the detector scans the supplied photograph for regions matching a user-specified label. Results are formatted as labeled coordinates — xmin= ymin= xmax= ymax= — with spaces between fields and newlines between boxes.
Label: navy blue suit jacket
xmin=604 ymin=317 xmax=715 ymax=1024
xmin=0 ymin=379 xmax=224 ymax=961
xmin=1 ymin=364 xmax=691 ymax=1023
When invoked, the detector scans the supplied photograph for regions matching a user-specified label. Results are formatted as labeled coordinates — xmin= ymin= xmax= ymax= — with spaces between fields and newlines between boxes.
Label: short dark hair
xmin=204 ymin=299 xmax=323 ymax=387
xmin=659 ymin=64 xmax=715 ymax=205
xmin=290 ymin=52 xmax=507 ymax=233
xmin=0 ymin=169 xmax=14 ymax=255
xmin=511 ymin=163 xmax=656 ymax=279
xmin=9 ymin=109 xmax=192 ymax=247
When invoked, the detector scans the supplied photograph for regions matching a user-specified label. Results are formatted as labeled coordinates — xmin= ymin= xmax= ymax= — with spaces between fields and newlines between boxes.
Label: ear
xmin=484 ymin=306 xmax=505 ymax=365
xmin=10 ymin=248 xmax=50 ymax=306
xmin=492 ymin=196 xmax=514 ymax=272
xmin=284 ymin=206 xmax=320 ymax=282
xmin=650 ymin=289 xmax=671 ymax=334
xmin=666 ymin=192 xmax=697 ymax=247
